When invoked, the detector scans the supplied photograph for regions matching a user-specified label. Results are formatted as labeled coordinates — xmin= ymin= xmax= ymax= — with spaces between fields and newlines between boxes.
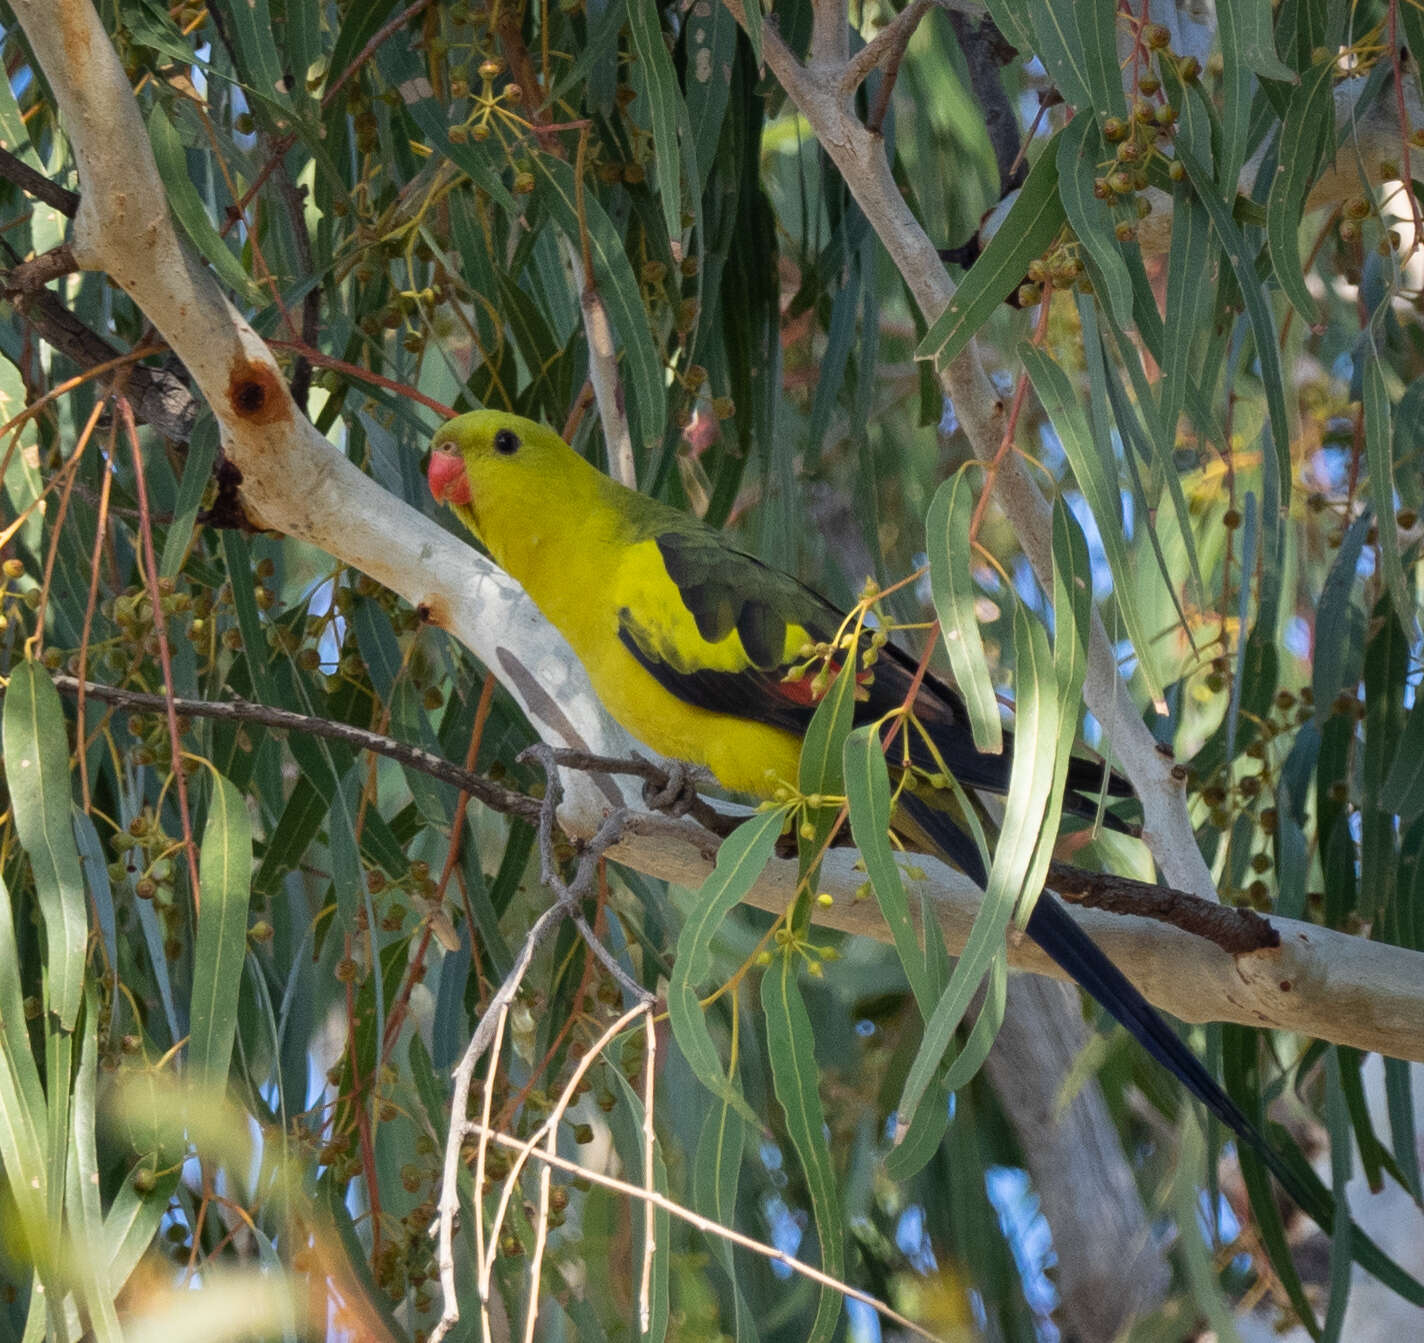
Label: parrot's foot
xmin=641 ymin=759 xmax=702 ymax=818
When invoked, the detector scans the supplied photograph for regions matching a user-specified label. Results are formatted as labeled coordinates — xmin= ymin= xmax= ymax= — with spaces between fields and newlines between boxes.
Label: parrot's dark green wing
xmin=618 ymin=524 xmax=1125 ymax=805
xmin=616 ymin=527 xmax=842 ymax=733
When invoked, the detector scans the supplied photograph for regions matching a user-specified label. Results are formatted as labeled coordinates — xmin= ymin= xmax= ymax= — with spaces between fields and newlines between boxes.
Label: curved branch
xmin=605 ymin=816 xmax=1424 ymax=1063
xmin=19 ymin=0 xmax=1424 ymax=1067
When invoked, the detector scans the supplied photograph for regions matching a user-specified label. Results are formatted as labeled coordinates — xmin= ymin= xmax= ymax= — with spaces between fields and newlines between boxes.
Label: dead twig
xmin=467 ymin=1123 xmax=946 ymax=1343
xmin=430 ymin=744 xmax=655 ymax=1342
xmin=1047 ymin=860 xmax=1280 ymax=955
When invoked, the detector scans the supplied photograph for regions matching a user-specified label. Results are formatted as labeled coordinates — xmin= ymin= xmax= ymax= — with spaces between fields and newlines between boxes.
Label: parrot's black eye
xmin=493 ymin=427 xmax=521 ymax=456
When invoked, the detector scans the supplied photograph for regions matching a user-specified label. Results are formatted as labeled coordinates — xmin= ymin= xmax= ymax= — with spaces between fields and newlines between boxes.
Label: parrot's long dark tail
xmin=900 ymin=793 xmax=1424 ymax=1307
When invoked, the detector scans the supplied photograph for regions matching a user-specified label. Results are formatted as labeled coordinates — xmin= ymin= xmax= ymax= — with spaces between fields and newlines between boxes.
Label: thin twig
xmin=3 ymin=243 xmax=79 ymax=289
xmin=430 ymin=901 xmax=567 ymax=1343
xmin=563 ymin=238 xmax=635 ymax=488
xmin=76 ymin=420 xmax=116 ymax=811
xmin=44 ymin=674 xmax=1266 ymax=953
xmin=520 ymin=743 xmax=660 ymax=1003
xmin=0 ymin=243 xmax=200 ymax=443
xmin=546 ymin=747 xmax=733 ymax=835
xmin=380 ymin=677 xmax=497 ymax=1064
xmin=48 ymin=675 xmax=544 ymax=825
xmin=28 ymin=398 xmax=101 ymax=658
xmin=467 ymin=1124 xmax=945 ymax=1343
xmin=502 ymin=1002 xmax=653 ymax=1343
xmin=119 ymin=396 xmax=201 ymax=912
xmin=432 ymin=754 xmax=654 ymax=1342
xmin=0 ymin=341 xmax=183 ymax=452
xmin=841 ymin=0 xmax=934 ymax=95
xmin=0 ymin=145 xmax=79 ymax=215
xmin=472 ymin=1003 xmax=506 ymax=1343
xmin=638 ymin=984 xmax=657 ymax=1333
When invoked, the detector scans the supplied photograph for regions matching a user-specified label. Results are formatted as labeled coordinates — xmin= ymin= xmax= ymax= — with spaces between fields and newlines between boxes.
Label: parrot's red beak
xmin=428 ymin=448 xmax=472 ymax=505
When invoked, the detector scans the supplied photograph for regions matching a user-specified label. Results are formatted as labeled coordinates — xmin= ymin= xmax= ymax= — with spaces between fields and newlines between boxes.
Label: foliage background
xmin=0 ymin=0 xmax=1423 ymax=1339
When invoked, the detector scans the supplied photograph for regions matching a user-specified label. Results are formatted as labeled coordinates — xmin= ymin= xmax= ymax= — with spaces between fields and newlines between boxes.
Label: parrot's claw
xmin=642 ymin=760 xmax=701 ymax=817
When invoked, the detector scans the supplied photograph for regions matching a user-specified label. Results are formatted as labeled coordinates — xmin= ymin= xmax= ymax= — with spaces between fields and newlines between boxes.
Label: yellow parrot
xmin=428 ymin=409 xmax=1420 ymax=1302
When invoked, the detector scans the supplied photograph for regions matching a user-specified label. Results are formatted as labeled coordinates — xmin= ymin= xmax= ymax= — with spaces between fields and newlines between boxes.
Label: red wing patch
xmin=774 ymin=657 xmax=870 ymax=706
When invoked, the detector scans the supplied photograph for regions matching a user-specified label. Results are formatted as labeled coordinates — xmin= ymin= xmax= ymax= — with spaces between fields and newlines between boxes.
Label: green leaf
xmin=1312 ymin=511 xmax=1371 ymax=717
xmin=939 ymin=956 xmax=1006 ymax=1093
xmin=917 ymin=137 xmax=1065 ymax=368
xmin=127 ymin=0 xmax=201 ymax=67
xmin=1265 ymin=58 xmax=1335 ymax=327
xmin=3 ymin=662 xmax=88 ymax=1030
xmin=978 ymin=0 xmax=1033 ymax=52
xmin=1025 ymin=0 xmax=1092 ymax=112
xmin=188 ymin=769 xmax=254 ymax=1085
xmin=1094 ymin=311 xmax=1206 ymax=620
xmin=1222 ymin=0 xmax=1297 ymax=83
xmin=843 ymin=726 xmax=934 ymax=1014
xmin=1385 ymin=1055 xmax=1422 ymax=1199
xmin=880 ymin=1076 xmax=950 ymax=1181
xmin=1159 ymin=180 xmax=1214 ymax=444
xmin=1076 ymin=0 xmax=1129 ymax=124
xmin=761 ymin=955 xmax=843 ymax=1343
xmin=796 ymin=613 xmax=861 ymax=875
xmin=1176 ymin=144 xmax=1292 ymax=514
xmin=1171 ymin=1114 xmax=1250 ymax=1343
xmin=146 ymin=103 xmax=260 ymax=306
xmin=1361 ymin=596 xmax=1406 ymax=921
xmin=683 ymin=0 xmax=737 ymax=196
xmin=626 ymin=0 xmax=685 ymax=248
xmin=532 ymin=157 xmax=668 ymax=451
xmin=0 ymin=872 xmax=48 ymax=1261
xmin=1383 ymin=698 xmax=1424 ymax=822
xmin=66 ymin=989 xmax=122 ymax=1343
xmin=1020 ymin=342 xmax=1166 ymax=704
xmin=1363 ymin=352 xmax=1417 ymax=639
xmin=897 ymin=600 xmax=1061 ymax=1125
xmin=1322 ymin=1051 xmax=1355 ymax=1342
xmin=1336 ymin=1047 xmax=1388 ymax=1197
xmin=1057 ymin=116 xmax=1135 ymax=330
xmin=103 ymin=1164 xmax=183 ymax=1297
xmin=1224 ymin=1026 xmax=1322 ymax=1337
xmin=160 ymin=417 xmax=218 ymax=579
xmin=691 ymin=1102 xmax=757 ymax=1338
xmin=926 ymin=470 xmax=1003 ymax=755
xmin=222 ymin=0 xmax=296 ymax=110
xmin=1051 ymin=499 xmax=1092 ymax=706
xmin=667 ymin=808 xmax=787 ymax=1121
xmin=1402 ymin=6 xmax=1424 ymax=105
xmin=740 ymin=0 xmax=763 ymax=65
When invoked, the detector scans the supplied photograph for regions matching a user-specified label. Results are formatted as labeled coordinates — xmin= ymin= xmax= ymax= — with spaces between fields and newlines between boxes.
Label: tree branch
xmin=47 ymin=674 xmax=544 ymax=825
xmin=841 ymin=0 xmax=935 ymax=97
xmin=1 ymin=246 xmax=200 ymax=442
xmin=0 ymin=144 xmax=80 ymax=215
xmin=1046 ymin=859 xmax=1279 ymax=955
xmin=20 ymin=0 xmax=1424 ymax=1070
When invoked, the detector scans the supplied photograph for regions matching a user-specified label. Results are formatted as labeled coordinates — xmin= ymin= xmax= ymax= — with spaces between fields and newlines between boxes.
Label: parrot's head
xmin=428 ymin=410 xmax=588 ymax=551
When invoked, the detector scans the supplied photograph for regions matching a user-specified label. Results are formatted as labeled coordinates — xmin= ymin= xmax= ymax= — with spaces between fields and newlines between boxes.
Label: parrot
xmin=428 ymin=408 xmax=1420 ymax=1302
